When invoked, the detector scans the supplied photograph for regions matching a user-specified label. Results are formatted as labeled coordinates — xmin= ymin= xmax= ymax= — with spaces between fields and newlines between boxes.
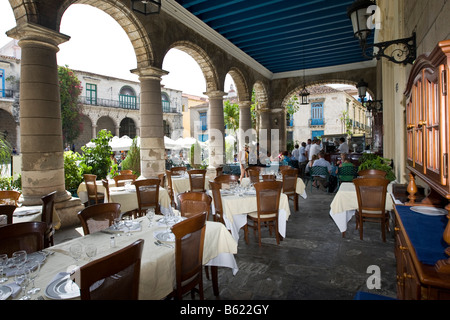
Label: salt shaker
xmin=110 ymin=236 xmax=116 ymax=248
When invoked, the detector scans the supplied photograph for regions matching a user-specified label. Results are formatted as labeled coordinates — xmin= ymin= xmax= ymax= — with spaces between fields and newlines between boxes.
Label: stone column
xmin=91 ymin=124 xmax=97 ymax=140
xmin=7 ymin=23 xmax=71 ymax=205
xmin=205 ymin=91 xmax=226 ymax=168
xmin=238 ymin=100 xmax=253 ymax=151
xmin=258 ymin=103 xmax=271 ymax=154
xmin=115 ymin=126 xmax=120 ymax=137
xmin=132 ymin=66 xmax=168 ymax=178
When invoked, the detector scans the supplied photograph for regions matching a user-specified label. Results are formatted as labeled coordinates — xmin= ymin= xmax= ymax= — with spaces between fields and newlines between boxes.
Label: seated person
xmin=311 ymin=151 xmax=332 ymax=191
xmin=281 ymin=151 xmax=291 ymax=166
xmin=305 ymin=154 xmax=318 ymax=174
xmin=336 ymin=153 xmax=355 ymax=182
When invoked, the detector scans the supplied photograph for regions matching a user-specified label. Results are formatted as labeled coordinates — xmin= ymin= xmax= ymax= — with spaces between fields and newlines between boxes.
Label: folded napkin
xmin=4 ymin=282 xmax=21 ymax=299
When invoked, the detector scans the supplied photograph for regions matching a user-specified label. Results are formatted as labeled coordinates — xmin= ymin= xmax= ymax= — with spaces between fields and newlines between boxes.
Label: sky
xmin=0 ymin=3 xmax=233 ymax=98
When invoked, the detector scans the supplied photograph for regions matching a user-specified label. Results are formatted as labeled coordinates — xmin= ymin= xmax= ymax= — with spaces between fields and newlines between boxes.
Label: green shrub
xmin=64 ymin=151 xmax=83 ymax=191
xmin=358 ymin=154 xmax=396 ymax=181
xmin=121 ymin=137 xmax=140 ymax=176
xmin=80 ymin=129 xmax=113 ymax=180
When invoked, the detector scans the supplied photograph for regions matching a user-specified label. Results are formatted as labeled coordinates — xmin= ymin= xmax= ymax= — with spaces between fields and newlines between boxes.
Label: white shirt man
xmin=338 ymin=138 xmax=349 ymax=154
xmin=291 ymin=144 xmax=300 ymax=161
xmin=309 ymin=140 xmax=322 ymax=160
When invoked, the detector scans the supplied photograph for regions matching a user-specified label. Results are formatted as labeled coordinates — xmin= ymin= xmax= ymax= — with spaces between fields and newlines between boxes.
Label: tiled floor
xmin=54 ymin=186 xmax=398 ymax=300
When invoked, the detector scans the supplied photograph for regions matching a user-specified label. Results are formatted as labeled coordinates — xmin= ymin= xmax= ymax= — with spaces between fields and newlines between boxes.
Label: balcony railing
xmin=0 ymin=89 xmax=15 ymax=98
xmin=309 ymin=118 xmax=325 ymax=127
xmin=79 ymin=96 xmax=140 ymax=110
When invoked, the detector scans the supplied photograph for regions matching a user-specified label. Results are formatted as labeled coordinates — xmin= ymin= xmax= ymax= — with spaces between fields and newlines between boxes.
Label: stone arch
xmin=119 ymin=117 xmax=136 ymax=138
xmin=96 ymin=115 xmax=116 ymax=136
xmin=0 ymin=109 xmax=18 ymax=149
xmin=119 ymin=85 xmax=136 ymax=96
xmin=8 ymin=0 xmax=39 ymax=26
xmin=55 ymin=0 xmax=154 ymax=69
xmin=227 ymin=67 xmax=250 ymax=102
xmin=166 ymin=41 xmax=220 ymax=93
xmin=253 ymin=81 xmax=269 ymax=109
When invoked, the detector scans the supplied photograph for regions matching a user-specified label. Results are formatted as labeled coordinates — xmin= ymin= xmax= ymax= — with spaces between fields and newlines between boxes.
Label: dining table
xmin=170 ymin=174 xmax=209 ymax=206
xmin=240 ymin=176 xmax=307 ymax=199
xmin=329 ymin=182 xmax=395 ymax=235
xmin=3 ymin=214 xmax=238 ymax=300
xmin=2 ymin=205 xmax=61 ymax=230
xmin=209 ymin=186 xmax=291 ymax=242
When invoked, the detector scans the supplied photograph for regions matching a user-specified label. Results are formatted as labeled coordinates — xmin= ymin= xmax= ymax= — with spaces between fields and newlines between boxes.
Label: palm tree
xmin=223 ymin=100 xmax=239 ymax=132
xmin=0 ymin=136 xmax=12 ymax=170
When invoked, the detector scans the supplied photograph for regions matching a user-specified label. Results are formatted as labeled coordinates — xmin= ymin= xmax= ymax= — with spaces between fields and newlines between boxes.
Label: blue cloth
xmin=353 ymin=291 xmax=396 ymax=300
xmin=396 ymin=205 xmax=448 ymax=265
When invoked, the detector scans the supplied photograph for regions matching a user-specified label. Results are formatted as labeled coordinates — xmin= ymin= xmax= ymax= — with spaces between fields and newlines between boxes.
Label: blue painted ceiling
xmin=173 ymin=0 xmax=374 ymax=74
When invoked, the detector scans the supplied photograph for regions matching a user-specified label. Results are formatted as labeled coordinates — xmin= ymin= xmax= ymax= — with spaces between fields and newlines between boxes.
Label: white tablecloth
xmin=241 ymin=177 xmax=307 ymax=199
xmin=329 ymin=182 xmax=395 ymax=233
xmin=8 ymin=216 xmax=237 ymax=300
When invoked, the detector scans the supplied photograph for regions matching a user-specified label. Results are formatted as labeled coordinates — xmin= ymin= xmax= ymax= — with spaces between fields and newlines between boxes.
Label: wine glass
xmin=123 ymin=216 xmax=133 ymax=236
xmin=85 ymin=244 xmax=97 ymax=261
xmin=69 ymin=243 xmax=83 ymax=264
xmin=12 ymin=250 xmax=27 ymax=269
xmin=146 ymin=208 xmax=155 ymax=227
xmin=15 ymin=268 xmax=30 ymax=300
xmin=0 ymin=254 xmax=8 ymax=283
xmin=114 ymin=217 xmax=123 ymax=236
xmin=26 ymin=259 xmax=41 ymax=295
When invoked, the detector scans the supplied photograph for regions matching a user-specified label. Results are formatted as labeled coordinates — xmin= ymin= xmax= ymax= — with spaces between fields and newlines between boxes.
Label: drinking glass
xmin=69 ymin=243 xmax=83 ymax=264
xmin=146 ymin=208 xmax=155 ymax=227
xmin=85 ymin=244 xmax=97 ymax=261
xmin=124 ymin=216 xmax=133 ymax=236
xmin=15 ymin=268 xmax=30 ymax=300
xmin=114 ymin=217 xmax=123 ymax=236
xmin=26 ymin=259 xmax=41 ymax=295
xmin=0 ymin=254 xmax=8 ymax=283
xmin=12 ymin=250 xmax=27 ymax=269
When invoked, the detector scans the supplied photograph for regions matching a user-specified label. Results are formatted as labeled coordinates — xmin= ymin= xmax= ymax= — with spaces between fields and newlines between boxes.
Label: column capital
xmin=7 ymin=22 xmax=70 ymax=49
xmin=204 ymin=90 xmax=226 ymax=99
xmin=131 ymin=66 xmax=168 ymax=80
xmin=239 ymin=100 xmax=252 ymax=109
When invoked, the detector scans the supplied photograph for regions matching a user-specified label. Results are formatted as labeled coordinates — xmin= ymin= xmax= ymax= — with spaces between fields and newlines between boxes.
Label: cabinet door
xmin=439 ymin=64 xmax=449 ymax=189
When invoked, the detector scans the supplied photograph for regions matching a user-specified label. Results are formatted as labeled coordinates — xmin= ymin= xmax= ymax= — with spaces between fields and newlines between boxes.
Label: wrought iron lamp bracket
xmin=361 ymin=33 xmax=416 ymax=65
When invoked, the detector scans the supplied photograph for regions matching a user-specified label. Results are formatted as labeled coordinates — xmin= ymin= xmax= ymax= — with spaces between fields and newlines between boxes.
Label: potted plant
xmin=358 ymin=154 xmax=396 ymax=182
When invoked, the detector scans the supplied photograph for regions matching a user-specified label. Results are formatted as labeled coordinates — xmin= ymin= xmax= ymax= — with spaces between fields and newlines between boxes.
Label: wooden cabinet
xmin=405 ymin=40 xmax=450 ymax=199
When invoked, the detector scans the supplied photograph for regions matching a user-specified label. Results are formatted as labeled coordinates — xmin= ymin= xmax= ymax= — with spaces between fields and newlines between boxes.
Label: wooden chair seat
xmin=83 ymin=174 xmax=104 ymax=206
xmin=282 ymin=168 xmax=299 ymax=211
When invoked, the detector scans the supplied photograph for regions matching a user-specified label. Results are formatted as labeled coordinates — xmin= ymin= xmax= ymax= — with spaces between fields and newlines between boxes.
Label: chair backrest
xmin=188 ymin=169 xmax=207 ymax=192
xmin=353 ymin=177 xmax=389 ymax=214
xmin=215 ymin=166 xmax=223 ymax=177
xmin=338 ymin=165 xmax=358 ymax=181
xmin=102 ymin=179 xmax=110 ymax=201
xmin=83 ymin=174 xmax=102 ymax=204
xmin=282 ymin=168 xmax=298 ymax=193
xmin=246 ymin=168 xmax=260 ymax=183
xmin=262 ymin=174 xmax=276 ymax=181
xmin=0 ymin=221 xmax=47 ymax=257
xmin=171 ymin=212 xmax=207 ymax=300
xmin=134 ymin=179 xmax=161 ymax=216
xmin=170 ymin=167 xmax=187 ymax=176
xmin=0 ymin=190 xmax=21 ymax=206
xmin=310 ymin=166 xmax=329 ymax=177
xmin=254 ymin=181 xmax=282 ymax=217
xmin=357 ymin=169 xmax=387 ymax=178
xmin=113 ymin=174 xmax=137 ymax=187
xmin=120 ymin=170 xmax=133 ymax=175
xmin=158 ymin=173 xmax=166 ymax=188
xmin=213 ymin=174 xmax=239 ymax=188
xmin=79 ymin=239 xmax=144 ymax=300
xmin=208 ymin=181 xmax=225 ymax=225
xmin=0 ymin=205 xmax=16 ymax=225
xmin=78 ymin=203 xmax=122 ymax=235
xmin=177 ymin=191 xmax=212 ymax=219
xmin=279 ymin=166 xmax=291 ymax=173
xmin=41 ymin=191 xmax=56 ymax=247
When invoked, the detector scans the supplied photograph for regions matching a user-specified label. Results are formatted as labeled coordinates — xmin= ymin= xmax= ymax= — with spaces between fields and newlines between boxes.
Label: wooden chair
xmin=120 ymin=170 xmax=133 ymax=175
xmin=215 ymin=166 xmax=223 ymax=177
xmin=78 ymin=203 xmax=122 ymax=235
xmin=83 ymin=174 xmax=104 ymax=206
xmin=246 ymin=168 xmax=260 ymax=184
xmin=113 ymin=174 xmax=137 ymax=187
xmin=165 ymin=170 xmax=176 ymax=207
xmin=337 ymin=165 xmax=358 ymax=186
xmin=134 ymin=178 xmax=161 ymax=217
xmin=0 ymin=190 xmax=21 ymax=206
xmin=262 ymin=174 xmax=276 ymax=181
xmin=170 ymin=212 xmax=207 ymax=300
xmin=279 ymin=165 xmax=291 ymax=173
xmin=79 ymin=239 xmax=144 ymax=300
xmin=309 ymin=166 xmax=330 ymax=193
xmin=102 ymin=179 xmax=110 ymax=202
xmin=0 ymin=205 xmax=16 ymax=225
xmin=158 ymin=173 xmax=166 ymax=188
xmin=188 ymin=169 xmax=207 ymax=192
xmin=244 ymin=181 xmax=283 ymax=246
xmin=41 ymin=191 xmax=56 ymax=248
xmin=282 ymin=168 xmax=299 ymax=211
xmin=357 ymin=169 xmax=387 ymax=178
xmin=170 ymin=166 xmax=187 ymax=176
xmin=208 ymin=181 xmax=227 ymax=227
xmin=213 ymin=174 xmax=239 ymax=188
xmin=0 ymin=221 xmax=47 ymax=257
xmin=177 ymin=191 xmax=212 ymax=220
xmin=353 ymin=177 xmax=390 ymax=242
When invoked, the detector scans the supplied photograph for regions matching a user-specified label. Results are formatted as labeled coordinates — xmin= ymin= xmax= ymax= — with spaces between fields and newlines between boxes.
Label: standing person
xmin=338 ymin=137 xmax=349 ymax=154
xmin=298 ymin=142 xmax=308 ymax=177
xmin=291 ymin=143 xmax=300 ymax=169
xmin=304 ymin=139 xmax=312 ymax=160
xmin=238 ymin=144 xmax=249 ymax=181
xmin=309 ymin=139 xmax=322 ymax=161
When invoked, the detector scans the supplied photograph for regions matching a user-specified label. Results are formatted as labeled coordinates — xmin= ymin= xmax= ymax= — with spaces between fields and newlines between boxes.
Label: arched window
xmin=161 ymin=93 xmax=170 ymax=113
xmin=119 ymin=118 xmax=136 ymax=139
xmin=163 ymin=120 xmax=171 ymax=137
xmin=119 ymin=86 xmax=138 ymax=110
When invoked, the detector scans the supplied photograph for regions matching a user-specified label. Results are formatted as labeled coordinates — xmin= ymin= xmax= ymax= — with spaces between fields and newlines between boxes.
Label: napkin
xmin=4 ymin=282 xmax=21 ymax=298
xmin=0 ymin=215 xmax=6 ymax=226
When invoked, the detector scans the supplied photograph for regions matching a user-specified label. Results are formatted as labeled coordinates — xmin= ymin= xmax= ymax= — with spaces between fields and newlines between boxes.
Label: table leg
xmin=211 ymin=266 xmax=219 ymax=296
